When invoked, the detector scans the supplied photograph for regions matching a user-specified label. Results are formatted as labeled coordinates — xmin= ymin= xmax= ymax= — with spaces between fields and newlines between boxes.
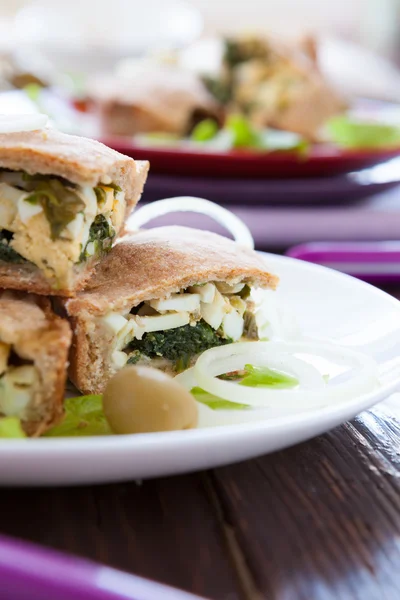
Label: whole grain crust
xmin=66 ymin=226 xmax=279 ymax=317
xmin=0 ymin=292 xmax=71 ymax=436
xmin=0 ymin=129 xmax=149 ymax=208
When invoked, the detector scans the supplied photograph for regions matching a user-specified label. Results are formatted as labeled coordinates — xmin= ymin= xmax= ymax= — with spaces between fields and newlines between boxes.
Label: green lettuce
xmin=191 ymin=118 xmax=219 ymax=142
xmin=191 ymin=115 xmax=308 ymax=153
xmin=45 ymin=395 xmax=112 ymax=437
xmin=240 ymin=364 xmax=298 ymax=389
xmin=0 ymin=417 xmax=26 ymax=438
xmin=326 ymin=115 xmax=400 ymax=149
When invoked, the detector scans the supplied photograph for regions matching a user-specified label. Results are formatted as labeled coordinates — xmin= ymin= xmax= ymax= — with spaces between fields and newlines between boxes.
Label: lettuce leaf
xmin=44 ymin=395 xmax=112 ymax=437
xmin=191 ymin=387 xmax=250 ymax=410
xmin=191 ymin=118 xmax=219 ymax=142
xmin=191 ymin=115 xmax=308 ymax=153
xmin=0 ymin=417 xmax=26 ymax=438
xmin=326 ymin=116 xmax=400 ymax=149
xmin=240 ymin=364 xmax=298 ymax=389
xmin=225 ymin=114 xmax=263 ymax=149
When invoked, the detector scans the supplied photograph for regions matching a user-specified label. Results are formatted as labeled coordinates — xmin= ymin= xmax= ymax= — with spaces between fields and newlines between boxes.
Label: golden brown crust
xmin=0 ymin=161 xmax=149 ymax=297
xmin=66 ymin=226 xmax=278 ymax=317
xmin=0 ymin=128 xmax=148 ymax=196
xmin=0 ymin=291 xmax=71 ymax=436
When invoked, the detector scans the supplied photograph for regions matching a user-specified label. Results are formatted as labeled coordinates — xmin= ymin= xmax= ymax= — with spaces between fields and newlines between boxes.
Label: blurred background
xmin=1 ymin=0 xmax=400 ymax=278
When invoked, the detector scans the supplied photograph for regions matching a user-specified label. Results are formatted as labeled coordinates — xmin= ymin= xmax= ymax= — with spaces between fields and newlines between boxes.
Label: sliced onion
xmin=127 ymin=197 xmax=254 ymax=249
xmin=0 ymin=113 xmax=48 ymax=133
xmin=190 ymin=341 xmax=378 ymax=409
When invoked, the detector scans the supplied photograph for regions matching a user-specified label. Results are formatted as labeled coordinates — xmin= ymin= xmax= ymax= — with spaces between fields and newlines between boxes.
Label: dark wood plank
xmin=211 ymin=406 xmax=400 ymax=600
xmin=0 ymin=474 xmax=243 ymax=600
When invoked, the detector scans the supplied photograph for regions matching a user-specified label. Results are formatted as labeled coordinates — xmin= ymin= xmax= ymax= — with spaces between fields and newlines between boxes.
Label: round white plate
xmin=2 ymin=253 xmax=400 ymax=487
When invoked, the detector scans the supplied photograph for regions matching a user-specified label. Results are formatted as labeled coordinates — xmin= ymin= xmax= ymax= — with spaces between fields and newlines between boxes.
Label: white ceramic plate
xmin=1 ymin=253 xmax=400 ymax=487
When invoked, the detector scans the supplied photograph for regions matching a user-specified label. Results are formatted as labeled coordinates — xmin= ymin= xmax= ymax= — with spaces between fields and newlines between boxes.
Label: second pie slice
xmin=0 ymin=128 xmax=149 ymax=296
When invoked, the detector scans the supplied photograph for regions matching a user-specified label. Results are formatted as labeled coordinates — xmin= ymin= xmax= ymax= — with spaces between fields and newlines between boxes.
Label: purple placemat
xmin=0 ymin=534 xmax=205 ymax=600
xmin=129 ymin=186 xmax=400 ymax=250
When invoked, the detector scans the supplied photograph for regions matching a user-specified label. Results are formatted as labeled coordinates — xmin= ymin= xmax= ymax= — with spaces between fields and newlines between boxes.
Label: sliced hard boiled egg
xmin=18 ymin=195 xmax=43 ymax=224
xmin=150 ymin=293 xmax=201 ymax=313
xmin=188 ymin=283 xmax=216 ymax=304
xmin=102 ymin=312 xmax=128 ymax=335
xmin=80 ymin=186 xmax=97 ymax=218
xmin=135 ymin=312 xmax=190 ymax=335
xmin=222 ymin=309 xmax=244 ymax=341
xmin=111 ymin=350 xmax=129 ymax=369
xmin=66 ymin=212 xmax=84 ymax=238
xmin=200 ymin=289 xmax=226 ymax=330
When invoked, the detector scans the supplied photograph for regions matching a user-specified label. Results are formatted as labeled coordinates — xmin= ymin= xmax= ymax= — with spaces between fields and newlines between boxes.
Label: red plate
xmin=102 ymin=137 xmax=400 ymax=179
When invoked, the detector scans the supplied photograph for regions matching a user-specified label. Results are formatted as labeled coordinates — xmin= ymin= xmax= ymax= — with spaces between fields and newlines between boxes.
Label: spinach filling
xmin=79 ymin=215 xmax=115 ymax=262
xmin=0 ymin=230 xmax=27 ymax=264
xmin=126 ymin=320 xmax=231 ymax=371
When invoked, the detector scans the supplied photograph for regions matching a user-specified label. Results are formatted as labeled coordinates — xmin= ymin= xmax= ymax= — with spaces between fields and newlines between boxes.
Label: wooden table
xmin=0 ymin=287 xmax=400 ymax=600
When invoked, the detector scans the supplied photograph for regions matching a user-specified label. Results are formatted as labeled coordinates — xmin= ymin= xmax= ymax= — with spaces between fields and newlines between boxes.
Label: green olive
xmin=103 ymin=366 xmax=198 ymax=434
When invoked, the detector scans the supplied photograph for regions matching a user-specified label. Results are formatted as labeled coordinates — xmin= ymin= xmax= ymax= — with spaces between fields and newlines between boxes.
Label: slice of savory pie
xmin=0 ymin=129 xmax=149 ymax=296
xmin=0 ymin=291 xmax=71 ymax=436
xmin=65 ymin=226 xmax=278 ymax=394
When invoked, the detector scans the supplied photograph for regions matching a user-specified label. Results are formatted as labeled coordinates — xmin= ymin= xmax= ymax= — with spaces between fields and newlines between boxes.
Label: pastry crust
xmin=0 ymin=291 xmax=71 ymax=436
xmin=65 ymin=226 xmax=278 ymax=394
xmin=0 ymin=153 xmax=149 ymax=297
xmin=67 ymin=226 xmax=278 ymax=316
xmin=0 ymin=128 xmax=145 ymax=200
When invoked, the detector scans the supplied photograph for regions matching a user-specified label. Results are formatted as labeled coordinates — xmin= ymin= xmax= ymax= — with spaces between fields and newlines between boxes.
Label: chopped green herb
xmin=239 ymin=284 xmax=251 ymax=299
xmin=25 ymin=179 xmax=85 ymax=239
xmin=79 ymin=215 xmax=115 ymax=262
xmin=108 ymin=183 xmax=122 ymax=194
xmin=94 ymin=186 xmax=107 ymax=205
xmin=127 ymin=350 xmax=141 ymax=365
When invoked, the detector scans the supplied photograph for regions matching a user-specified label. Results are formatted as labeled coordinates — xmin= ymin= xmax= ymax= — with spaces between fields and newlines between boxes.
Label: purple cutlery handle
xmin=0 ymin=534 xmax=205 ymax=600
xmin=286 ymin=241 xmax=400 ymax=281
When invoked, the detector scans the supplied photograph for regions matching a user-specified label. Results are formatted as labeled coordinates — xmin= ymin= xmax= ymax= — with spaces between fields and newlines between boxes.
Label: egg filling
xmin=0 ymin=170 xmax=125 ymax=288
xmin=100 ymin=282 xmax=260 ymax=374
xmin=0 ymin=341 xmax=39 ymax=420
